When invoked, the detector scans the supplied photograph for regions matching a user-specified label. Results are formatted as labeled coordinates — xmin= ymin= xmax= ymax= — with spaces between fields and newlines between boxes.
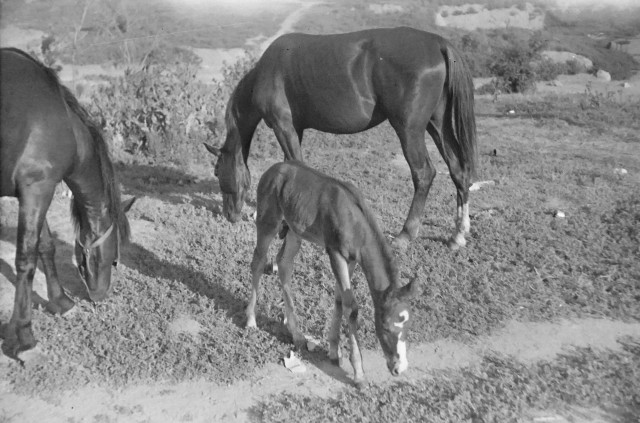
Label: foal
xmin=246 ymin=161 xmax=419 ymax=386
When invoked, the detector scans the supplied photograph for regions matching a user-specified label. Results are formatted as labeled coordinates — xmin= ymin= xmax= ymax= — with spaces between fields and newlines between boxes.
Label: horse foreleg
xmin=328 ymin=250 xmax=364 ymax=387
xmin=327 ymin=260 xmax=354 ymax=366
xmin=2 ymin=184 xmax=54 ymax=358
xmin=39 ymin=219 xmax=75 ymax=315
xmin=276 ymin=231 xmax=305 ymax=348
xmin=269 ymin=112 xmax=303 ymax=161
xmin=327 ymin=283 xmax=343 ymax=366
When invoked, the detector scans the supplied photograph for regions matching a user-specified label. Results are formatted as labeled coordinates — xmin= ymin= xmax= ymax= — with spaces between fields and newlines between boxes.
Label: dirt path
xmin=1 ymin=310 xmax=637 ymax=422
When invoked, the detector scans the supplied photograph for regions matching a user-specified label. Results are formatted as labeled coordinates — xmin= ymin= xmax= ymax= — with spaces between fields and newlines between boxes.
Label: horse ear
xmin=121 ymin=197 xmax=136 ymax=213
xmin=203 ymin=143 xmax=221 ymax=157
xmin=398 ymin=275 xmax=421 ymax=300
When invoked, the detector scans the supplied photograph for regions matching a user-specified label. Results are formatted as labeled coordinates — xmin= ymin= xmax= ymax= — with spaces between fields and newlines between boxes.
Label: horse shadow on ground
xmin=114 ymin=162 xmax=258 ymax=214
xmin=120 ymin=239 xmax=358 ymax=387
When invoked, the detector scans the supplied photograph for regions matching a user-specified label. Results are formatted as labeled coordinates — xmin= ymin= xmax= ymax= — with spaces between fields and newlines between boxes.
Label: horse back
xmin=257 ymin=161 xmax=375 ymax=257
xmin=0 ymin=49 xmax=81 ymax=196
xmin=251 ymin=27 xmax=448 ymax=132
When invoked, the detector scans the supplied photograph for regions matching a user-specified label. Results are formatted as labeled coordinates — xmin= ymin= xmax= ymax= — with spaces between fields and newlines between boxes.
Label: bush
xmin=89 ymin=51 xmax=258 ymax=164
xmin=565 ymin=58 xmax=587 ymax=75
xmin=534 ymin=58 xmax=566 ymax=81
xmin=488 ymin=32 xmax=548 ymax=93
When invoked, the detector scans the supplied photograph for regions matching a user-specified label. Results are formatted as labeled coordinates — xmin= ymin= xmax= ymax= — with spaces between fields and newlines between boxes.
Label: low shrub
xmin=488 ymin=31 xmax=548 ymax=93
xmin=565 ymin=58 xmax=586 ymax=75
xmin=89 ymin=50 xmax=258 ymax=164
xmin=534 ymin=57 xmax=566 ymax=81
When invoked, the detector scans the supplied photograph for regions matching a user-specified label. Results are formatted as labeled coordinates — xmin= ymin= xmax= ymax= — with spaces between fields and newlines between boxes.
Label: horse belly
xmin=285 ymin=45 xmax=381 ymax=133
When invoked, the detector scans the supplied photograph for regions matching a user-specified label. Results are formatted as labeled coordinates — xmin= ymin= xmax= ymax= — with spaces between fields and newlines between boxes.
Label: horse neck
xmin=359 ymin=232 xmax=398 ymax=296
xmin=225 ymin=70 xmax=260 ymax=162
xmin=66 ymin=148 xmax=112 ymax=230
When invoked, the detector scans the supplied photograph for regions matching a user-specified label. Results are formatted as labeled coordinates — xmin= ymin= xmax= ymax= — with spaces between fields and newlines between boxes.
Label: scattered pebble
xmin=469 ymin=180 xmax=495 ymax=191
xmin=554 ymin=210 xmax=565 ymax=218
xmin=614 ymin=168 xmax=627 ymax=176
xmin=283 ymin=351 xmax=306 ymax=373
xmin=507 ymin=110 xmax=515 ymax=115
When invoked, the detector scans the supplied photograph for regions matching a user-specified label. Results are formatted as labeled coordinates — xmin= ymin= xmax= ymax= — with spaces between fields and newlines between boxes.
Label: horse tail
xmin=441 ymin=42 xmax=478 ymax=180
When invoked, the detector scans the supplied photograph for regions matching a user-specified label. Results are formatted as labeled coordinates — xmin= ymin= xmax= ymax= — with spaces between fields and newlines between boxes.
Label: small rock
xmin=283 ymin=351 xmax=306 ymax=373
xmin=469 ymin=180 xmax=495 ymax=191
xmin=596 ymin=69 xmax=611 ymax=82
xmin=507 ymin=110 xmax=515 ymax=115
xmin=554 ymin=210 xmax=565 ymax=218
xmin=614 ymin=168 xmax=627 ymax=175
xmin=621 ymin=82 xmax=631 ymax=88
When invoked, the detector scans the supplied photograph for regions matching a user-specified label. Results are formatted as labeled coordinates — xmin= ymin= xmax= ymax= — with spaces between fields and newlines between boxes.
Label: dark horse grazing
xmin=0 ymin=48 xmax=135 ymax=357
xmin=247 ymin=160 xmax=419 ymax=387
xmin=205 ymin=27 xmax=477 ymax=249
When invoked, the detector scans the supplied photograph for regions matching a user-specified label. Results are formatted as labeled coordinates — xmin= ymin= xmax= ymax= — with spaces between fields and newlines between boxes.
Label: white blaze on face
xmin=396 ymin=333 xmax=408 ymax=374
xmin=393 ymin=310 xmax=409 ymax=328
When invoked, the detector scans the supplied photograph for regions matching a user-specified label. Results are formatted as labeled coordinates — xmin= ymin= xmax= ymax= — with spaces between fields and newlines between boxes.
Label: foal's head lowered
xmin=375 ymin=277 xmax=420 ymax=376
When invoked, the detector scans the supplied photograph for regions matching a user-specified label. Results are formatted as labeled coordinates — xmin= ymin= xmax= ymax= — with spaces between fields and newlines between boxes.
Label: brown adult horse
xmin=0 ymin=48 xmax=135 ymax=358
xmin=205 ymin=27 xmax=477 ymax=249
xmin=247 ymin=160 xmax=419 ymax=387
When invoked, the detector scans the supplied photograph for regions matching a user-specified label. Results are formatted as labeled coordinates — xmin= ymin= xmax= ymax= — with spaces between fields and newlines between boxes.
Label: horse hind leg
xmin=275 ymin=230 xmax=305 ymax=348
xmin=38 ymin=219 xmax=75 ymax=316
xmin=429 ymin=121 xmax=471 ymax=250
xmin=2 ymin=182 xmax=55 ymax=357
xmin=390 ymin=121 xmax=436 ymax=249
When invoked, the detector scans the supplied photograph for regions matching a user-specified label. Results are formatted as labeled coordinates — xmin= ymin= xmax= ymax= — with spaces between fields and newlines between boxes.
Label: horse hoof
xmin=1 ymin=330 xmax=37 ymax=359
xmin=45 ymin=296 xmax=75 ymax=316
xmin=447 ymin=236 xmax=466 ymax=250
xmin=353 ymin=379 xmax=367 ymax=390
xmin=391 ymin=234 xmax=411 ymax=251
xmin=293 ymin=336 xmax=307 ymax=351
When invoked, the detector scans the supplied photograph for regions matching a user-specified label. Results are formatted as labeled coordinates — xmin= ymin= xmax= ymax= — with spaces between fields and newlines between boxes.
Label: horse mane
xmin=3 ymin=48 xmax=131 ymax=242
xmin=346 ymin=185 xmax=400 ymax=290
xmin=314 ymin=167 xmax=401 ymax=290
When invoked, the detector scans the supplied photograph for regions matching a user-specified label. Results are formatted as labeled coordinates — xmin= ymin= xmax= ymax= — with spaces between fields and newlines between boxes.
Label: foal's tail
xmin=442 ymin=43 xmax=478 ymax=180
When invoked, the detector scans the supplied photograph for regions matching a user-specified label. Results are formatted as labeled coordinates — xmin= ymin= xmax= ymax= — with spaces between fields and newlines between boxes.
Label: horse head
xmin=204 ymin=143 xmax=251 ymax=223
xmin=74 ymin=197 xmax=135 ymax=301
xmin=375 ymin=275 xmax=421 ymax=376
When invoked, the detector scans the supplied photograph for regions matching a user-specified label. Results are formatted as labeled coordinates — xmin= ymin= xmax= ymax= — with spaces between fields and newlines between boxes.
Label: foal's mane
xmin=345 ymin=184 xmax=400 ymax=291
xmin=4 ymin=48 xmax=130 ymax=242
xmin=307 ymin=165 xmax=400 ymax=291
